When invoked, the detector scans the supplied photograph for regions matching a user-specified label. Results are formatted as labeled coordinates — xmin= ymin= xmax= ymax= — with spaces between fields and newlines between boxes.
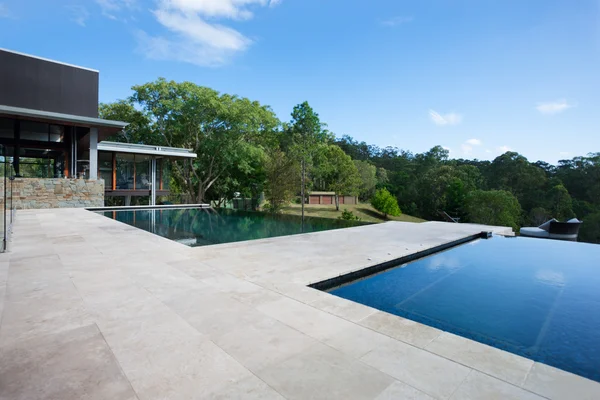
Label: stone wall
xmin=0 ymin=178 xmax=104 ymax=209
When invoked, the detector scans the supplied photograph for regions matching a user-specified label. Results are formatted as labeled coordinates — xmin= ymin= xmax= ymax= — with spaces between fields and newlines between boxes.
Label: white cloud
xmin=498 ymin=145 xmax=512 ymax=153
xmin=68 ymin=5 xmax=90 ymax=27
xmin=429 ymin=110 xmax=463 ymax=126
xmin=138 ymin=0 xmax=281 ymax=66
xmin=381 ymin=16 xmax=413 ymax=27
xmin=485 ymin=149 xmax=492 ymax=154
xmin=465 ymin=138 xmax=482 ymax=146
xmin=0 ymin=3 xmax=13 ymax=18
xmin=459 ymin=138 xmax=482 ymax=156
xmin=536 ymin=99 xmax=576 ymax=115
xmin=96 ymin=0 xmax=137 ymax=19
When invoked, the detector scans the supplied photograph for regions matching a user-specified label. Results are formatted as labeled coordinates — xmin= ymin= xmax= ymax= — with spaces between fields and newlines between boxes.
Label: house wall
xmin=0 ymin=178 xmax=104 ymax=209
xmin=0 ymin=49 xmax=99 ymax=117
xmin=308 ymin=194 xmax=358 ymax=205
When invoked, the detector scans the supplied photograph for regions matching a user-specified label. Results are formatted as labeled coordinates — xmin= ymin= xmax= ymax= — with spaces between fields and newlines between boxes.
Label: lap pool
xmin=100 ymin=207 xmax=367 ymax=247
xmin=327 ymin=235 xmax=600 ymax=382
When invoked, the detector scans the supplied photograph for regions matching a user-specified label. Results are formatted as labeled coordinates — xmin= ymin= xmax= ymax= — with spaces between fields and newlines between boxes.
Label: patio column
xmin=89 ymin=127 xmax=98 ymax=180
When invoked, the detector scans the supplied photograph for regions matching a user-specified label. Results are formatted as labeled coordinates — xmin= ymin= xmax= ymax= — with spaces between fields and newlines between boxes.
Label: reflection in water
xmin=101 ymin=207 xmax=368 ymax=247
xmin=535 ymin=269 xmax=565 ymax=287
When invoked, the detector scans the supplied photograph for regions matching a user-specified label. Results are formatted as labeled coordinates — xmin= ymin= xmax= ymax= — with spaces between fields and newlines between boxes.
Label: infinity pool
xmin=329 ymin=236 xmax=600 ymax=381
xmin=101 ymin=207 xmax=367 ymax=247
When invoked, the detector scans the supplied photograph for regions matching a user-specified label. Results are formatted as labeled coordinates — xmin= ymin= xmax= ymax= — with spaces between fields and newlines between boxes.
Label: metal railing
xmin=1 ymin=145 xmax=15 ymax=253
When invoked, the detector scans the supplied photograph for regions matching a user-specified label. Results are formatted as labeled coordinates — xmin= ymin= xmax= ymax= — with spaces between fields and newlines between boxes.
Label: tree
xmin=98 ymin=100 xmax=155 ymax=144
xmin=579 ymin=212 xmax=600 ymax=244
xmin=127 ymin=78 xmax=279 ymax=203
xmin=353 ymin=160 xmax=377 ymax=201
xmin=371 ymin=188 xmax=401 ymax=218
xmin=486 ymin=152 xmax=547 ymax=211
xmin=287 ymin=102 xmax=330 ymax=221
xmin=465 ymin=190 xmax=521 ymax=231
xmin=545 ymin=184 xmax=574 ymax=221
xmin=314 ymin=145 xmax=361 ymax=210
xmin=263 ymin=148 xmax=300 ymax=212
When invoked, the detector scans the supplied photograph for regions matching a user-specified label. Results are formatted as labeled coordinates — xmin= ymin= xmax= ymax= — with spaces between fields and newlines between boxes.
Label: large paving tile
xmin=0 ymin=324 xmax=137 ymax=400
xmin=164 ymin=289 xmax=265 ymax=340
xmin=426 ymin=332 xmax=533 ymax=386
xmin=215 ymin=312 xmax=317 ymax=372
xmin=359 ymin=311 xmax=442 ymax=348
xmin=256 ymin=342 xmax=395 ymax=400
xmin=321 ymin=321 xmax=396 ymax=359
xmin=310 ymin=293 xmax=378 ymax=322
xmin=201 ymin=274 xmax=285 ymax=307
xmin=522 ymin=362 xmax=600 ymax=400
xmin=451 ymin=370 xmax=545 ymax=400
xmin=256 ymin=297 xmax=355 ymax=341
xmin=101 ymin=310 xmax=253 ymax=399
xmin=209 ymin=375 xmax=286 ymax=399
xmin=361 ymin=339 xmax=471 ymax=400
xmin=375 ymin=380 xmax=436 ymax=400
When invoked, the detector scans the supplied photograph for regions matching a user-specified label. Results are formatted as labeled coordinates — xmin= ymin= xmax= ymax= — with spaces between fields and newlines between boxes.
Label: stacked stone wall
xmin=0 ymin=178 xmax=104 ymax=209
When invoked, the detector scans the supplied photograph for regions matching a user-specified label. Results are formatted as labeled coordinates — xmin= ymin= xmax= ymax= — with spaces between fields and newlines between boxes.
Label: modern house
xmin=0 ymin=48 xmax=195 ymax=208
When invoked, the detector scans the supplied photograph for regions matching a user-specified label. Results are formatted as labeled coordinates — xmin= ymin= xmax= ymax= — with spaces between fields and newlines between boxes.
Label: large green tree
xmin=286 ymin=102 xmax=330 ymax=218
xmin=122 ymin=78 xmax=279 ymax=203
xmin=353 ymin=160 xmax=377 ymax=201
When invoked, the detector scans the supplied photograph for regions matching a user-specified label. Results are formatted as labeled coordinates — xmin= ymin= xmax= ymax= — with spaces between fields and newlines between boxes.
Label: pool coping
xmin=86 ymin=203 xmax=211 ymax=211
xmin=309 ymin=231 xmax=490 ymax=291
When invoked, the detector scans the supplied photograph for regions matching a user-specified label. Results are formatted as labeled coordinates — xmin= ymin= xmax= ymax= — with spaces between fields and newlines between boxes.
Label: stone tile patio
xmin=1 ymin=208 xmax=599 ymax=399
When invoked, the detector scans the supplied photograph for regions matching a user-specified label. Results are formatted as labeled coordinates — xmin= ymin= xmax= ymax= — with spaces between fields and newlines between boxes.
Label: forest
xmin=99 ymin=78 xmax=600 ymax=244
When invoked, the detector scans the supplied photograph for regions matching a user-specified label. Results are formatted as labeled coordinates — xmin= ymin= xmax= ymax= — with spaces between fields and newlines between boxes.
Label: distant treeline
xmin=335 ymin=135 xmax=600 ymax=243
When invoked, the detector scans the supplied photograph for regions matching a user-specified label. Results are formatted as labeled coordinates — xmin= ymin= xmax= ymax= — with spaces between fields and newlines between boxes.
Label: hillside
xmin=280 ymin=203 xmax=426 ymax=224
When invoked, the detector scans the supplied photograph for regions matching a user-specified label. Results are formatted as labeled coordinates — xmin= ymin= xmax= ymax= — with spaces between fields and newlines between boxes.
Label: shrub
xmin=338 ymin=209 xmax=361 ymax=221
xmin=371 ymin=188 xmax=401 ymax=218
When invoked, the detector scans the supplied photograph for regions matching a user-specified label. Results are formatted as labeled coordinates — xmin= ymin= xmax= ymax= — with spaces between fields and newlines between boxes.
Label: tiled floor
xmin=1 ymin=208 xmax=599 ymax=400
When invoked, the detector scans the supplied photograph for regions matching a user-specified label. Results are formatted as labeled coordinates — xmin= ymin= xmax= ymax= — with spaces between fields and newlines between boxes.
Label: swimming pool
xmin=328 ymin=235 xmax=600 ymax=382
xmin=100 ymin=207 xmax=367 ymax=247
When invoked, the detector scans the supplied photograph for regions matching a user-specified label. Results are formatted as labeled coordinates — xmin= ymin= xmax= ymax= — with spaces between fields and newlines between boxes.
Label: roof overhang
xmin=98 ymin=141 xmax=197 ymax=158
xmin=0 ymin=104 xmax=128 ymax=129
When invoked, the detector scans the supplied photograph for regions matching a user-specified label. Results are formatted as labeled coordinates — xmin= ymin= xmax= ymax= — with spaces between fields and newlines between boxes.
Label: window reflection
xmin=116 ymin=153 xmax=135 ymax=189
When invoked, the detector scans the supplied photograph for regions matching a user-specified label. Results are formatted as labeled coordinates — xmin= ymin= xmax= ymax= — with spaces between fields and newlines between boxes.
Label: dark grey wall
xmin=0 ymin=50 xmax=99 ymax=118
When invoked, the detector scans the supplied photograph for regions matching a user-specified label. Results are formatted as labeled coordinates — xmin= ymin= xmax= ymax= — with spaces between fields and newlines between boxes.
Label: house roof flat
xmin=0 ymin=104 xmax=128 ymax=129
xmin=98 ymin=141 xmax=197 ymax=158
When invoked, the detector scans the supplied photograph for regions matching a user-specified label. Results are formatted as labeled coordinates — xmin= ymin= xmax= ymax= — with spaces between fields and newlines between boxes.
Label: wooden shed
xmin=308 ymin=191 xmax=358 ymax=205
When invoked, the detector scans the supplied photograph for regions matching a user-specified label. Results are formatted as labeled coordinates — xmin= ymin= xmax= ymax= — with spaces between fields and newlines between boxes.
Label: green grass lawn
xmin=280 ymin=203 xmax=426 ymax=224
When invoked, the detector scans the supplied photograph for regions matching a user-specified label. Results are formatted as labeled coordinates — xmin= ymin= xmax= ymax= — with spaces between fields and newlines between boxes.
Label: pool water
xmin=101 ymin=208 xmax=367 ymax=247
xmin=329 ymin=236 xmax=600 ymax=381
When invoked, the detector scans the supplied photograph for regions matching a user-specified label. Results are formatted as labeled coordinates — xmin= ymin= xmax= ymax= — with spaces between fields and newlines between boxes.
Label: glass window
xmin=20 ymin=121 xmax=49 ymax=142
xmin=116 ymin=153 xmax=135 ymax=189
xmin=160 ymin=159 xmax=171 ymax=190
xmin=135 ymin=155 xmax=151 ymax=190
xmin=49 ymin=125 xmax=64 ymax=142
xmin=99 ymin=152 xmax=113 ymax=189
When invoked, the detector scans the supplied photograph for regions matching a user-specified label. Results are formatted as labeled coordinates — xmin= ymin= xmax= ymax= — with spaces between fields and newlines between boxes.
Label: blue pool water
xmin=329 ymin=236 xmax=600 ymax=381
xmin=101 ymin=208 xmax=367 ymax=247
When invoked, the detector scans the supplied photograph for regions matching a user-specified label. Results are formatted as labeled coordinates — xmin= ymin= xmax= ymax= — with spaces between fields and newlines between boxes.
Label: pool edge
xmin=309 ymin=231 xmax=491 ymax=291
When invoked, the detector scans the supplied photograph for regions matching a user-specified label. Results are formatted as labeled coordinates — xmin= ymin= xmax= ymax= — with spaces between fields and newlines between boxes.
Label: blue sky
xmin=1 ymin=0 xmax=599 ymax=164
